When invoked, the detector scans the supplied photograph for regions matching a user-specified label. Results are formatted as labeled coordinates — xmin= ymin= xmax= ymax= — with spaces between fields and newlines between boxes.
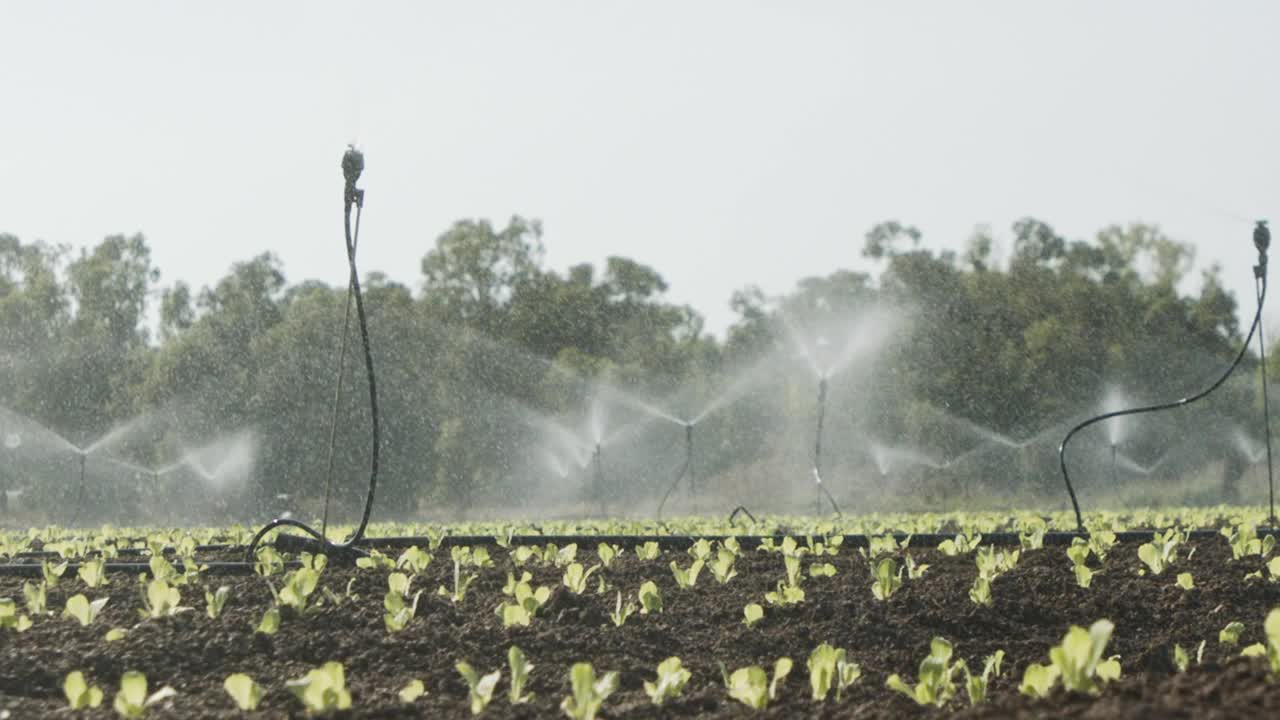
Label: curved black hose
xmin=245 ymin=151 xmax=379 ymax=560
xmin=1058 ymin=269 xmax=1267 ymax=533
xmin=655 ymin=424 xmax=693 ymax=521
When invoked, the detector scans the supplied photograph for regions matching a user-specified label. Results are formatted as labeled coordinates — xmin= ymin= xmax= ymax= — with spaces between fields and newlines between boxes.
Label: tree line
xmin=0 ymin=216 xmax=1268 ymax=524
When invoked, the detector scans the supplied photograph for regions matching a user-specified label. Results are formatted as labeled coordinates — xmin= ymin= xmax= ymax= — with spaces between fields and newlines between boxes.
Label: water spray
xmin=246 ymin=146 xmax=381 ymax=561
xmin=1059 ymin=220 xmax=1276 ymax=532
xmin=68 ymin=450 xmax=88 ymax=527
xmin=590 ymin=442 xmax=604 ymax=515
xmin=811 ymin=376 xmax=841 ymax=516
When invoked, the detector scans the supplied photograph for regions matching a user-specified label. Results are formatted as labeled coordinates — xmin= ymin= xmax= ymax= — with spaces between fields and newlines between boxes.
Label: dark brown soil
xmin=3 ymin=537 xmax=1280 ymax=718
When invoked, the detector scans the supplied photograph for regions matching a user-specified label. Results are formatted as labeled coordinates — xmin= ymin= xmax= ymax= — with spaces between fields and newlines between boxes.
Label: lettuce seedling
xmin=563 ymin=563 xmax=601 ymax=595
xmin=968 ymin=576 xmax=993 ymax=608
xmin=383 ymin=585 xmax=424 ymax=633
xmin=905 ymin=554 xmax=930 ymax=579
xmin=765 ymin=581 xmax=805 ymax=606
xmin=113 ymin=671 xmax=177 ymax=718
xmin=355 ymin=549 xmax=396 ymax=571
xmin=670 ymin=559 xmax=704 ymax=589
xmin=609 ymin=591 xmax=637 ymax=628
xmin=287 ymin=662 xmax=351 ymax=714
xmin=962 ymin=650 xmax=1004 ymax=706
xmin=871 ymin=557 xmax=904 ymax=601
xmin=596 ymin=543 xmax=622 ymax=568
xmin=499 ymin=579 xmax=552 ymax=627
xmin=223 ymin=673 xmax=261 ymax=711
xmin=886 ymin=637 xmax=961 ymax=707
xmin=0 ymin=598 xmax=33 ymax=632
xmin=255 ymin=607 xmax=280 ymax=635
xmin=1020 ymin=521 xmax=1047 ymax=550
xmin=23 ymin=580 xmax=47 ymax=615
xmin=138 ymin=577 xmax=189 ymax=619
xmin=1088 ymin=530 xmax=1118 ymax=562
xmin=639 ymin=581 xmax=663 ymax=614
xmin=1172 ymin=642 xmax=1206 ymax=673
xmin=438 ymin=553 xmax=478 ymax=604
xmin=743 ymin=602 xmax=764 ymax=627
xmin=1018 ymin=663 xmax=1058 ymax=699
xmin=975 ymin=547 xmax=1019 ymax=578
xmin=721 ymin=658 xmax=792 ymax=710
xmin=1220 ymin=621 xmax=1246 ymax=645
xmin=1176 ymin=572 xmax=1195 ymax=591
xmin=205 ymin=585 xmax=230 ymax=620
xmin=456 ymin=662 xmax=500 ymax=716
xmin=561 ymin=662 xmax=619 ymax=720
xmin=1137 ymin=529 xmax=1179 ymax=575
xmin=689 ymin=538 xmax=714 ymax=562
xmin=63 ymin=670 xmax=104 ymax=709
xmin=398 ymin=679 xmax=426 ymax=703
xmin=272 ymin=568 xmax=320 ymax=614
xmin=509 ymin=645 xmax=535 ymax=704
xmin=637 ymin=542 xmax=661 ymax=561
xmin=709 ymin=550 xmax=738 ymax=584
xmin=809 ymin=562 xmax=837 ymax=578
xmin=63 ymin=594 xmax=108 ymax=626
xmin=807 ymin=643 xmax=861 ymax=702
xmin=41 ymin=558 xmax=68 ymax=588
xmin=78 ymin=557 xmax=108 ymax=589
xmin=1048 ymin=619 xmax=1122 ymax=694
xmin=395 ymin=546 xmax=432 ymax=575
xmin=644 ymin=656 xmax=691 ymax=705
xmin=938 ymin=533 xmax=981 ymax=557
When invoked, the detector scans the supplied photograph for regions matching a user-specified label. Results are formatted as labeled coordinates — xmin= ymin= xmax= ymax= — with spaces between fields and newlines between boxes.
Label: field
xmin=4 ymin=508 xmax=1280 ymax=718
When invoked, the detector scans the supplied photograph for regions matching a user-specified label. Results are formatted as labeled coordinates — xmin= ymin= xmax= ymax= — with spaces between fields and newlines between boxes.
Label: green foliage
xmin=287 ymin=662 xmax=352 ymax=714
xmin=644 ymin=657 xmax=691 ymax=705
xmin=561 ymin=662 xmax=618 ymax=720
xmin=255 ymin=608 xmax=280 ymax=635
xmin=1220 ymin=621 xmax=1246 ymax=645
xmin=1176 ymin=572 xmax=1195 ymax=591
xmin=113 ymin=671 xmax=177 ymax=718
xmin=398 ymin=679 xmax=426 ymax=704
xmin=807 ymin=643 xmax=861 ymax=702
xmin=23 ymin=581 xmax=47 ymax=616
xmin=78 ymin=558 xmax=108 ymax=589
xmin=63 ymin=594 xmax=108 ymax=626
xmin=64 ymin=671 xmax=104 ymax=709
xmin=138 ymin=577 xmax=188 ymax=620
xmin=637 ymin=542 xmax=661 ymax=561
xmin=0 ymin=597 xmax=33 ymax=632
xmin=638 ymin=581 xmax=662 ymax=614
xmin=937 ymin=534 xmax=981 ymax=557
xmin=669 ymin=559 xmax=704 ymax=589
xmin=721 ymin=658 xmax=792 ymax=710
xmin=743 ymin=602 xmax=764 ymax=627
xmin=709 ymin=549 xmax=738 ymax=584
xmin=1137 ymin=529 xmax=1180 ymax=576
xmin=886 ymin=638 xmax=961 ymax=707
xmin=968 ymin=576 xmax=993 ymax=608
xmin=508 ymin=646 xmax=535 ymax=704
xmin=205 ymin=585 xmax=230 ymax=620
xmin=871 ymin=557 xmax=904 ymax=601
xmin=562 ymin=563 xmax=601 ymax=595
xmin=962 ymin=650 xmax=1004 ymax=706
xmin=223 ymin=673 xmax=261 ymax=711
xmin=596 ymin=543 xmax=621 ymax=569
xmin=609 ymin=591 xmax=637 ymax=628
xmin=456 ymin=662 xmax=500 ymax=716
xmin=1030 ymin=620 xmax=1122 ymax=696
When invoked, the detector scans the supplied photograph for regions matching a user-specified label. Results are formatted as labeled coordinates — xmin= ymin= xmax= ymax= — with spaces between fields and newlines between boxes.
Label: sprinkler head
xmin=342 ymin=145 xmax=364 ymax=187
xmin=1256 ymin=220 xmax=1271 ymax=255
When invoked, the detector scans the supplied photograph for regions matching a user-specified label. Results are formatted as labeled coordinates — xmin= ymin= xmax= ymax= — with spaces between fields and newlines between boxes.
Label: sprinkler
xmin=68 ymin=450 xmax=88 ymax=527
xmin=811 ymin=376 xmax=841 ymax=516
xmin=654 ymin=421 xmax=695 ymax=521
xmin=1059 ymin=220 xmax=1276 ymax=532
xmin=591 ymin=442 xmax=604 ymax=515
xmin=246 ymin=146 xmax=381 ymax=561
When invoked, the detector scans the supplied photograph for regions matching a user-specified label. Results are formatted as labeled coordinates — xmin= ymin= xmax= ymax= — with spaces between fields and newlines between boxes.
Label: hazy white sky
xmin=2 ymin=2 xmax=1277 ymax=336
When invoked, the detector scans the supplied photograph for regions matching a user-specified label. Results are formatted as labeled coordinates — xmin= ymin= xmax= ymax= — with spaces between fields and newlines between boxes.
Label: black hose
xmin=245 ymin=147 xmax=380 ymax=561
xmin=655 ymin=424 xmax=693 ymax=521
xmin=1058 ymin=259 xmax=1267 ymax=533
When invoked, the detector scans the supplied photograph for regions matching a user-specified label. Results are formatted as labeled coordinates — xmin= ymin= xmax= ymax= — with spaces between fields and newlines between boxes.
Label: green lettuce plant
xmin=138 ymin=577 xmax=189 ymax=619
xmin=223 ymin=673 xmax=261 ymax=711
xmin=721 ymin=658 xmax=792 ymax=710
xmin=961 ymin=650 xmax=1004 ymax=705
xmin=563 ymin=563 xmax=601 ymax=595
xmin=609 ymin=591 xmax=637 ymax=628
xmin=63 ymin=671 xmax=104 ymax=710
xmin=638 ymin=581 xmax=663 ymax=614
xmin=0 ymin=597 xmax=33 ymax=632
xmin=871 ymin=557 xmax=904 ymax=601
xmin=807 ymin=643 xmax=861 ymax=702
xmin=287 ymin=662 xmax=351 ymax=714
xmin=78 ymin=557 xmax=108 ymax=589
xmin=508 ymin=645 xmax=535 ymax=704
xmin=709 ymin=549 xmax=738 ymax=584
xmin=113 ymin=671 xmax=177 ymax=718
xmin=670 ymin=559 xmax=704 ymax=589
xmin=743 ymin=602 xmax=764 ymax=627
xmin=644 ymin=656 xmax=690 ymax=705
xmin=561 ymin=662 xmax=618 ymax=720
xmin=456 ymin=661 xmax=500 ymax=716
xmin=886 ymin=637 xmax=961 ymax=707
xmin=205 ymin=585 xmax=230 ymax=620
xmin=63 ymin=594 xmax=108 ymax=626
xmin=398 ymin=679 xmax=426 ymax=703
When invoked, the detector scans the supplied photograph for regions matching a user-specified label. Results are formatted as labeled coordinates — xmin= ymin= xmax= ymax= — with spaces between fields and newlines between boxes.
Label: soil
xmin=3 ymin=537 xmax=1280 ymax=718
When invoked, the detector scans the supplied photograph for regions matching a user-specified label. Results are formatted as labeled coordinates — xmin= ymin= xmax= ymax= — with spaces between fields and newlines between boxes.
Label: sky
xmin=2 ymin=1 xmax=1278 ymax=337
